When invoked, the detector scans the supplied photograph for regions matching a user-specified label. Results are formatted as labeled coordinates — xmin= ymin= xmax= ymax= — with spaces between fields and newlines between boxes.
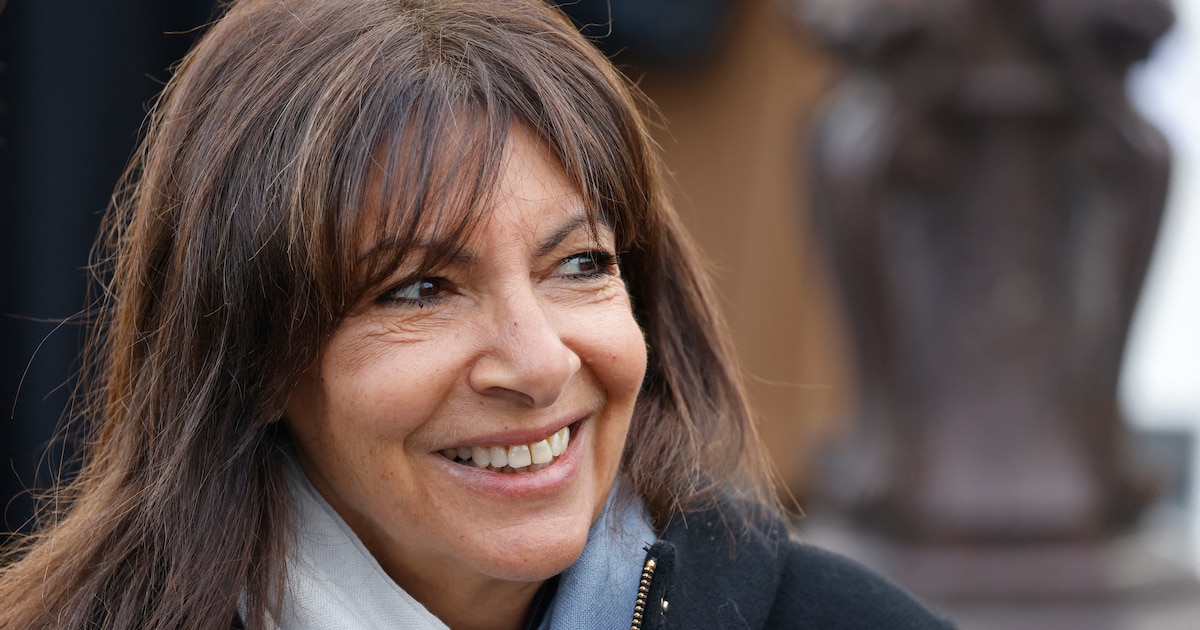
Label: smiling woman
xmin=283 ymin=128 xmax=649 ymax=625
xmin=0 ymin=1 xmax=952 ymax=629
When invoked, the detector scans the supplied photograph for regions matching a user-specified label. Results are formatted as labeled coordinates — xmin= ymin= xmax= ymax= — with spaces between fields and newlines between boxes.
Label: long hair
xmin=0 ymin=0 xmax=775 ymax=627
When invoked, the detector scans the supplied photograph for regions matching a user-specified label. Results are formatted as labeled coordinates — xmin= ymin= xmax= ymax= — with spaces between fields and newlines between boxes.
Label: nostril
xmin=468 ymin=343 xmax=579 ymax=408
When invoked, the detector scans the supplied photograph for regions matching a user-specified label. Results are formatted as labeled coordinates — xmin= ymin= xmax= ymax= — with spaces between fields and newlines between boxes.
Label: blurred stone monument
xmin=791 ymin=0 xmax=1198 ymax=621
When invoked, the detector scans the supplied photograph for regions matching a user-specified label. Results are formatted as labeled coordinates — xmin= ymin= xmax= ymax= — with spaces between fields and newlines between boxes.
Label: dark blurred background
xmin=0 ymin=0 xmax=217 ymax=535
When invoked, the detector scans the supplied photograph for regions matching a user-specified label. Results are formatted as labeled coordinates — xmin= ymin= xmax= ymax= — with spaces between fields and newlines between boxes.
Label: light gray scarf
xmin=274 ymin=455 xmax=655 ymax=629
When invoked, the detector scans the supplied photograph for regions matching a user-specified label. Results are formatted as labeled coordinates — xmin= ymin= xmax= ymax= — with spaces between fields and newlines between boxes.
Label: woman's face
xmin=284 ymin=127 xmax=647 ymax=600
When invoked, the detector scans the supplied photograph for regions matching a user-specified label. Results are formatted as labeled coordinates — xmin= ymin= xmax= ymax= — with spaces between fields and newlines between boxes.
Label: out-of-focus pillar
xmin=790 ymin=0 xmax=1190 ymax=613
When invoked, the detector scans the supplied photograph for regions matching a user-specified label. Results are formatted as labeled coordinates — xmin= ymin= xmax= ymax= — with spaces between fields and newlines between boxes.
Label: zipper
xmin=630 ymin=557 xmax=657 ymax=630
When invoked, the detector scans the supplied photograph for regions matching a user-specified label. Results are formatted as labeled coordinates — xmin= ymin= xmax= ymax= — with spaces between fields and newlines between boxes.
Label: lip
xmin=434 ymin=413 xmax=584 ymax=450
xmin=431 ymin=418 xmax=586 ymax=497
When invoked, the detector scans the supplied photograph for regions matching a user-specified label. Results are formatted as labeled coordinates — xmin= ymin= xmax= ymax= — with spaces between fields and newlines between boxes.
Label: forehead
xmin=482 ymin=126 xmax=591 ymax=235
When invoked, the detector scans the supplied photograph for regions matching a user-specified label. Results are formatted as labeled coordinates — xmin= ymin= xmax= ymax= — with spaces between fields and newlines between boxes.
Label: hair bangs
xmin=346 ymin=102 xmax=510 ymax=307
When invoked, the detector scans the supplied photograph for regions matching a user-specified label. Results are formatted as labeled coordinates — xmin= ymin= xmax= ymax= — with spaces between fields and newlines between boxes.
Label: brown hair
xmin=0 ymin=0 xmax=776 ymax=627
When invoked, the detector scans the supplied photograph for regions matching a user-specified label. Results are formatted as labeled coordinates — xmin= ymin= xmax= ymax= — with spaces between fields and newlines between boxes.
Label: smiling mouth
xmin=439 ymin=425 xmax=571 ymax=474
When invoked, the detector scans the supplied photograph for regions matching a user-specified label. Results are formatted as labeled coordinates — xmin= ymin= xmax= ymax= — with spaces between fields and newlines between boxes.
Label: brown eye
xmin=558 ymin=251 xmax=617 ymax=278
xmin=380 ymin=278 xmax=448 ymax=306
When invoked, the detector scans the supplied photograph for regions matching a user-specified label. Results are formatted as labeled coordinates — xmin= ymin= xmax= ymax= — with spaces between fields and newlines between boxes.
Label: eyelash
xmin=377 ymin=250 xmax=619 ymax=308
xmin=377 ymin=277 xmax=452 ymax=309
xmin=560 ymin=250 xmax=619 ymax=279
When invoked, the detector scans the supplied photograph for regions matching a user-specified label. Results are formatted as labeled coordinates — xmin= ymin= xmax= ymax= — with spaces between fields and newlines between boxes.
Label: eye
xmin=558 ymin=250 xmax=618 ymax=279
xmin=378 ymin=277 xmax=450 ymax=307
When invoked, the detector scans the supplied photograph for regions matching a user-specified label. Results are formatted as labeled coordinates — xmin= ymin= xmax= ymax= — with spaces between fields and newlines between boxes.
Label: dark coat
xmin=633 ymin=506 xmax=956 ymax=629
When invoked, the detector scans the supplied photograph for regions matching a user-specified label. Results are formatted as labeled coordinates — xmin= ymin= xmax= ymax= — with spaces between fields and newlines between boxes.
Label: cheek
xmin=588 ymin=311 xmax=648 ymax=402
xmin=618 ymin=312 xmax=649 ymax=384
xmin=302 ymin=340 xmax=464 ymax=443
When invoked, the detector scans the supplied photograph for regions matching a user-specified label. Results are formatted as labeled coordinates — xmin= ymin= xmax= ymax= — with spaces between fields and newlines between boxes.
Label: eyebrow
xmin=533 ymin=213 xmax=597 ymax=259
xmin=357 ymin=239 xmax=479 ymax=268
xmin=360 ymin=210 xmax=607 ymax=268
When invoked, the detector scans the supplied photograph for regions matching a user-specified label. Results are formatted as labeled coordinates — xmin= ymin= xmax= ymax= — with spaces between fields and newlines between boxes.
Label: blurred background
xmin=0 ymin=0 xmax=218 ymax=544
xmin=1 ymin=0 xmax=1197 ymax=627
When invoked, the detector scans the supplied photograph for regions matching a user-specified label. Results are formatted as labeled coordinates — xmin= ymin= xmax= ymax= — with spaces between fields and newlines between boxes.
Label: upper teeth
xmin=440 ymin=426 xmax=570 ymax=473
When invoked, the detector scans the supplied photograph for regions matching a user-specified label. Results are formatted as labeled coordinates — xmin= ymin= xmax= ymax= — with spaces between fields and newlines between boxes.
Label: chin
xmin=468 ymin=514 xmax=593 ymax=583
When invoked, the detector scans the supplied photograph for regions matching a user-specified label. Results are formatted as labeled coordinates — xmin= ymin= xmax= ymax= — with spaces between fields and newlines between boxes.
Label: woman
xmin=0 ymin=0 xmax=953 ymax=628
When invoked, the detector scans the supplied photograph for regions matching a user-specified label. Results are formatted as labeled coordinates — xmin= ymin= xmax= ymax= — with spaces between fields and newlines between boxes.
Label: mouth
xmin=438 ymin=423 xmax=574 ymax=474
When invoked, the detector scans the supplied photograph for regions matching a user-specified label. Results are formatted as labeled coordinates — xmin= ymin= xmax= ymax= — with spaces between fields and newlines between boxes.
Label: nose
xmin=468 ymin=286 xmax=582 ymax=408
